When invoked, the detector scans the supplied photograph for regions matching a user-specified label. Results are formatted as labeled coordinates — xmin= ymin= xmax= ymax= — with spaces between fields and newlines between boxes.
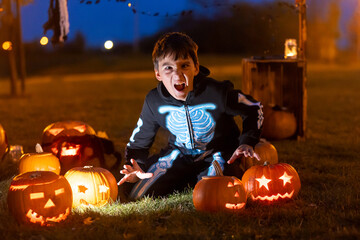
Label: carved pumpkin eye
xmin=279 ymin=172 xmax=292 ymax=186
xmin=78 ymin=185 xmax=88 ymax=194
xmin=73 ymin=125 xmax=86 ymax=133
xmin=30 ymin=192 xmax=44 ymax=199
xmin=255 ymin=175 xmax=272 ymax=190
xmin=55 ymin=188 xmax=65 ymax=195
xmin=48 ymin=128 xmax=64 ymax=136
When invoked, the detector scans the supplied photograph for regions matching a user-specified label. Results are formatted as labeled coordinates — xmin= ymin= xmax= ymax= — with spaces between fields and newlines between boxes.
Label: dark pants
xmin=120 ymin=147 xmax=243 ymax=201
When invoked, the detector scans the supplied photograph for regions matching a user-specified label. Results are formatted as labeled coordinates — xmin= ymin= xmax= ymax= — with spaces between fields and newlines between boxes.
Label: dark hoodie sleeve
xmin=125 ymin=94 xmax=160 ymax=168
xmin=224 ymin=83 xmax=263 ymax=147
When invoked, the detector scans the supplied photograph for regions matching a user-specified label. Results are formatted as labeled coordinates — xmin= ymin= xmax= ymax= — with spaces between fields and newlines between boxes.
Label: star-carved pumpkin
xmin=0 ymin=123 xmax=8 ymax=161
xmin=19 ymin=153 xmax=61 ymax=175
xmin=40 ymin=121 xmax=103 ymax=175
xmin=240 ymin=138 xmax=278 ymax=172
xmin=7 ymin=171 xmax=73 ymax=226
xmin=64 ymin=166 xmax=118 ymax=208
xmin=193 ymin=160 xmax=247 ymax=212
xmin=242 ymin=162 xmax=301 ymax=204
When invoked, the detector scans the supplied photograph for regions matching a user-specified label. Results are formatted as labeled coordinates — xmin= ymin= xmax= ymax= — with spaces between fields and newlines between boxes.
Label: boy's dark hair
xmin=152 ymin=32 xmax=199 ymax=70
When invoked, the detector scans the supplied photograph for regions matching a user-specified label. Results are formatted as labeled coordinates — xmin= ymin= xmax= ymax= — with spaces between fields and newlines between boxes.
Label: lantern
xmin=284 ymin=39 xmax=297 ymax=59
xmin=0 ymin=123 xmax=8 ymax=161
xmin=240 ymin=138 xmax=278 ymax=171
xmin=7 ymin=171 xmax=73 ymax=226
xmin=193 ymin=161 xmax=247 ymax=212
xmin=242 ymin=162 xmax=301 ymax=204
xmin=41 ymin=121 xmax=104 ymax=174
xmin=19 ymin=153 xmax=61 ymax=175
xmin=64 ymin=166 xmax=118 ymax=208
xmin=261 ymin=105 xmax=297 ymax=140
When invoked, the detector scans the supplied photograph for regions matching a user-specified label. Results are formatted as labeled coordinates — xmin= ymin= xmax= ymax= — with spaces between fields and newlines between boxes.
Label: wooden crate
xmin=242 ymin=58 xmax=307 ymax=139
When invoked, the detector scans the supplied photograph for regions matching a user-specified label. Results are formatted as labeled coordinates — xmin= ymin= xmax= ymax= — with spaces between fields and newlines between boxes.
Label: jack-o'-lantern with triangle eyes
xmin=64 ymin=166 xmax=118 ymax=208
xmin=7 ymin=171 xmax=73 ymax=226
xmin=41 ymin=121 xmax=105 ymax=175
xmin=242 ymin=162 xmax=301 ymax=204
xmin=193 ymin=161 xmax=247 ymax=212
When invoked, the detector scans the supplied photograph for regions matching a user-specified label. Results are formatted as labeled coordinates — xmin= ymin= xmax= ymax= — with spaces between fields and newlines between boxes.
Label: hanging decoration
xmin=43 ymin=0 xmax=70 ymax=45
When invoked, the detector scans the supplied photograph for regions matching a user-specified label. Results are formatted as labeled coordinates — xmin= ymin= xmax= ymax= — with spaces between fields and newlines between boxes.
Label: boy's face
xmin=155 ymin=54 xmax=199 ymax=101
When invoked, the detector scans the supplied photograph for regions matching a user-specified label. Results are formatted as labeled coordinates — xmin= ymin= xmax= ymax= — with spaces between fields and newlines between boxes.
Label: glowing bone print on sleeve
xmin=127 ymin=118 xmax=143 ymax=146
xmin=158 ymin=104 xmax=216 ymax=150
xmin=238 ymin=93 xmax=264 ymax=129
xmin=129 ymin=149 xmax=181 ymax=199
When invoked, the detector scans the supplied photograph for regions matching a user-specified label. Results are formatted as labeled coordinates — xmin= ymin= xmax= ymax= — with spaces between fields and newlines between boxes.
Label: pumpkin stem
xmin=263 ymin=161 xmax=269 ymax=166
xmin=212 ymin=160 xmax=224 ymax=176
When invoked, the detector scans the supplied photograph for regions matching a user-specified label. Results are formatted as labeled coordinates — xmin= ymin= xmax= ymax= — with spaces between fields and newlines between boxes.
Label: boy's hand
xmin=227 ymin=144 xmax=260 ymax=164
xmin=117 ymin=159 xmax=153 ymax=185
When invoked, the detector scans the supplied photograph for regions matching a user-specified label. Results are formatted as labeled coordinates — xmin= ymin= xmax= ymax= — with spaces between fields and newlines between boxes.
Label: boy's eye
xmin=164 ymin=66 xmax=172 ymax=71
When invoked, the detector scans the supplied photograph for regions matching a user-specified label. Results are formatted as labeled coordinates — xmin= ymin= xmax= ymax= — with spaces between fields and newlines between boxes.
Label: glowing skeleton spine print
xmin=158 ymin=103 xmax=216 ymax=151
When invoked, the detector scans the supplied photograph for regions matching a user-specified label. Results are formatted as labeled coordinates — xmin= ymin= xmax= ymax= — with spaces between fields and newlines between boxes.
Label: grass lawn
xmin=0 ymin=56 xmax=359 ymax=239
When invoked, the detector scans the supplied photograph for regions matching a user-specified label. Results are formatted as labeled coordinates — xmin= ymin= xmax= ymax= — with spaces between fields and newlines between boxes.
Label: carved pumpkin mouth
xmin=250 ymin=190 xmax=294 ymax=201
xmin=25 ymin=208 xmax=70 ymax=226
xmin=225 ymin=203 xmax=246 ymax=210
xmin=61 ymin=144 xmax=81 ymax=156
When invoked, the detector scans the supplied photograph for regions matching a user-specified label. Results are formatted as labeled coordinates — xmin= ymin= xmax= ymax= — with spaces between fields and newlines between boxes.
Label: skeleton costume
xmin=124 ymin=66 xmax=263 ymax=199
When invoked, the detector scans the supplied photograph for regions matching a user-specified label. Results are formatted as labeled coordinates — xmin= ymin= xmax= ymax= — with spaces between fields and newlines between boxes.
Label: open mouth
xmin=251 ymin=190 xmax=294 ymax=201
xmin=225 ymin=203 xmax=246 ymax=210
xmin=26 ymin=208 xmax=70 ymax=226
xmin=174 ymin=83 xmax=186 ymax=91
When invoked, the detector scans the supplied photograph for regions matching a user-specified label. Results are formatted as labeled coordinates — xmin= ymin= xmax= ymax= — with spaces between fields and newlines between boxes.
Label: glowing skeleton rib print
xmin=158 ymin=103 xmax=216 ymax=150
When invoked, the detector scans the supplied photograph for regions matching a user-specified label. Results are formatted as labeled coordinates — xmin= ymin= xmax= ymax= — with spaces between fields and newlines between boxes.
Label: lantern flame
xmin=61 ymin=144 xmax=80 ymax=156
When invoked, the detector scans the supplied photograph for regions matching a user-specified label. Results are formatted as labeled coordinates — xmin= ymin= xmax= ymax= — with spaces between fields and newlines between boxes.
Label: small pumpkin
xmin=19 ymin=153 xmax=61 ymax=175
xmin=64 ymin=166 xmax=118 ymax=208
xmin=261 ymin=105 xmax=297 ymax=140
xmin=0 ymin=123 xmax=8 ymax=161
xmin=193 ymin=161 xmax=247 ymax=212
xmin=240 ymin=138 xmax=278 ymax=171
xmin=7 ymin=171 xmax=73 ymax=226
xmin=242 ymin=162 xmax=301 ymax=204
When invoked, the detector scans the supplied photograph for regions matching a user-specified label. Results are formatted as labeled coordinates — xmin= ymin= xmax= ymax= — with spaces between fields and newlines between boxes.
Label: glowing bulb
xmin=128 ymin=3 xmax=132 ymax=7
xmin=40 ymin=36 xmax=49 ymax=46
xmin=104 ymin=40 xmax=113 ymax=50
xmin=2 ymin=41 xmax=12 ymax=51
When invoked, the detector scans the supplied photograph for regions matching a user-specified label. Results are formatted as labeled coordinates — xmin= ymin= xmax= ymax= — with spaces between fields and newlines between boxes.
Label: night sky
xmin=20 ymin=0 xmax=357 ymax=49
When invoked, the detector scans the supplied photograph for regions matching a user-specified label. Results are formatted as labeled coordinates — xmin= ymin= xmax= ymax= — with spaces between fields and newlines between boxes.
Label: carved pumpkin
xmin=7 ymin=171 xmax=73 ymax=226
xmin=41 ymin=121 xmax=104 ymax=175
xmin=19 ymin=153 xmax=61 ymax=175
xmin=261 ymin=105 xmax=297 ymax=140
xmin=193 ymin=161 xmax=247 ymax=212
xmin=240 ymin=138 xmax=278 ymax=171
xmin=242 ymin=162 xmax=301 ymax=204
xmin=64 ymin=166 xmax=118 ymax=208
xmin=0 ymin=123 xmax=8 ymax=161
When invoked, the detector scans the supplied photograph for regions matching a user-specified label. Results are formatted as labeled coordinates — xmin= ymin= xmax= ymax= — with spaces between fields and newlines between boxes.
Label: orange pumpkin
xmin=0 ymin=123 xmax=8 ymax=161
xmin=193 ymin=161 xmax=247 ymax=212
xmin=19 ymin=153 xmax=61 ymax=175
xmin=261 ymin=105 xmax=297 ymax=140
xmin=240 ymin=138 xmax=278 ymax=171
xmin=242 ymin=162 xmax=301 ymax=204
xmin=7 ymin=171 xmax=72 ymax=226
xmin=64 ymin=166 xmax=118 ymax=208
xmin=41 ymin=121 xmax=103 ymax=174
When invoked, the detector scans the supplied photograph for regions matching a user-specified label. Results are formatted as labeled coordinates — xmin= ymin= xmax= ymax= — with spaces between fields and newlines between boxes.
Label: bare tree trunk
xmin=3 ymin=0 xmax=18 ymax=96
xmin=15 ymin=0 xmax=26 ymax=95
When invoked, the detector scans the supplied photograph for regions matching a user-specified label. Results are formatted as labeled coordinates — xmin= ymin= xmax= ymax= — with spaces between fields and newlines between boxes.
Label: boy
xmin=118 ymin=32 xmax=263 ymax=200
